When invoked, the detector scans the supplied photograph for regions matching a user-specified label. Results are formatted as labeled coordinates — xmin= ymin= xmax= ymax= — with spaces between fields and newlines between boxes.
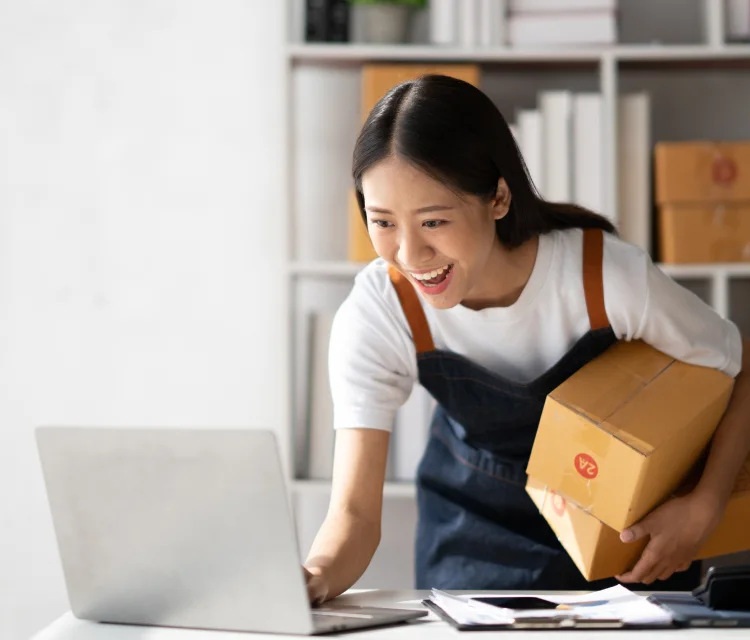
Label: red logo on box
xmin=551 ymin=492 xmax=566 ymax=516
xmin=712 ymin=156 xmax=737 ymax=186
xmin=574 ymin=453 xmax=599 ymax=479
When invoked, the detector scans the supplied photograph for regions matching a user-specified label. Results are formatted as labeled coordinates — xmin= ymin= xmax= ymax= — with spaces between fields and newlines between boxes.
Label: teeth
xmin=412 ymin=265 xmax=450 ymax=281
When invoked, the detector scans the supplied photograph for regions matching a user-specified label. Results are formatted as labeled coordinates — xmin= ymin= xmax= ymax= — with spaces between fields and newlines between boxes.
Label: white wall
xmin=0 ymin=1 xmax=286 ymax=637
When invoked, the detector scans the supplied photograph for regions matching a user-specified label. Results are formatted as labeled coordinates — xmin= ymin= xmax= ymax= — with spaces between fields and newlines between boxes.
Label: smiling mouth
xmin=411 ymin=264 xmax=453 ymax=286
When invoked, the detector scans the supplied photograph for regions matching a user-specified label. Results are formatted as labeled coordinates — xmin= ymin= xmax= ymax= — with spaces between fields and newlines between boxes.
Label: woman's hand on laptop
xmin=303 ymin=566 xmax=329 ymax=606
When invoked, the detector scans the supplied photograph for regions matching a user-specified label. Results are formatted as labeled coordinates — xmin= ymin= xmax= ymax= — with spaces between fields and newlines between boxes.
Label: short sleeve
xmin=603 ymin=234 xmax=742 ymax=378
xmin=328 ymin=265 xmax=418 ymax=431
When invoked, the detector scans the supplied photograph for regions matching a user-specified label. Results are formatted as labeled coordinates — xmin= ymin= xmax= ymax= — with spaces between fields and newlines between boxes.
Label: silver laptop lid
xmin=36 ymin=427 xmax=313 ymax=635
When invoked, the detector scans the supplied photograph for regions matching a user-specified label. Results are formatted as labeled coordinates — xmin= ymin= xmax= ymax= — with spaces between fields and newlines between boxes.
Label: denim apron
xmin=388 ymin=229 xmax=701 ymax=591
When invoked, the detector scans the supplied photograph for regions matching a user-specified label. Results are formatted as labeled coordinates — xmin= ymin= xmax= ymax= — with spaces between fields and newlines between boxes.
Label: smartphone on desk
xmin=471 ymin=596 xmax=560 ymax=611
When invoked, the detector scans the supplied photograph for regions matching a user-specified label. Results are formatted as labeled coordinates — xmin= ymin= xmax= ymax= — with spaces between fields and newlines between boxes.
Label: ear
xmin=491 ymin=178 xmax=512 ymax=220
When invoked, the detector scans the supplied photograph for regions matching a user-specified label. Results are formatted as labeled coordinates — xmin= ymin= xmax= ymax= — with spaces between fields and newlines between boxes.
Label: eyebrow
xmin=365 ymin=205 xmax=454 ymax=214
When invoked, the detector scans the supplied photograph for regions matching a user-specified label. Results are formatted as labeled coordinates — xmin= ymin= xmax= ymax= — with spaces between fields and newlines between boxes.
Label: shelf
xmin=658 ymin=263 xmax=750 ymax=278
xmin=288 ymin=43 xmax=750 ymax=66
xmin=292 ymin=479 xmax=416 ymax=498
xmin=616 ymin=43 xmax=750 ymax=62
xmin=287 ymin=43 xmax=602 ymax=65
xmin=290 ymin=260 xmax=750 ymax=279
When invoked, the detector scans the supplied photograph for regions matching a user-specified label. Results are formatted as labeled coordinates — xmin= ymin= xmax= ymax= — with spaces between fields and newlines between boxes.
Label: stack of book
xmin=507 ymin=90 xmax=651 ymax=253
xmin=726 ymin=0 xmax=750 ymax=42
xmin=429 ymin=0 xmax=507 ymax=47
xmin=507 ymin=0 xmax=617 ymax=48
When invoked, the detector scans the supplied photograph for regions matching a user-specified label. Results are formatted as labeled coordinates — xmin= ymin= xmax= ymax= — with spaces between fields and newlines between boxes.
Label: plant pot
xmin=352 ymin=4 xmax=411 ymax=44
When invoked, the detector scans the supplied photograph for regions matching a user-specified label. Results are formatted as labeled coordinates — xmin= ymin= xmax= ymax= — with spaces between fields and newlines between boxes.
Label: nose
xmin=396 ymin=225 xmax=433 ymax=268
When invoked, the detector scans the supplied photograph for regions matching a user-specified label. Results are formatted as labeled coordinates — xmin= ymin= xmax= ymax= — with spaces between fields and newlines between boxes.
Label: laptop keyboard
xmin=312 ymin=609 xmax=378 ymax=631
xmin=312 ymin=611 xmax=372 ymax=631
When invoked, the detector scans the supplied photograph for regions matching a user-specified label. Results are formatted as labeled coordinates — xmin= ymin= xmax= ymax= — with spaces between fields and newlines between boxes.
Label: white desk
xmin=31 ymin=590 xmax=750 ymax=639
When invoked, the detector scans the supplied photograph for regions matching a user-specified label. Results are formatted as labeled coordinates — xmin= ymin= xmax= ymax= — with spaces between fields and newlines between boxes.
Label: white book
xmin=508 ymin=0 xmax=616 ymax=12
xmin=726 ymin=0 xmax=750 ymax=41
xmin=540 ymin=91 xmax=573 ymax=202
xmin=507 ymin=12 xmax=616 ymax=47
xmin=573 ymin=93 xmax=605 ymax=217
xmin=517 ymin=109 xmax=544 ymax=196
xmin=479 ymin=0 xmax=507 ymax=46
xmin=617 ymin=93 xmax=651 ymax=254
xmin=393 ymin=384 xmax=436 ymax=481
xmin=459 ymin=0 xmax=480 ymax=47
xmin=307 ymin=312 xmax=336 ymax=480
xmin=430 ymin=0 xmax=458 ymax=45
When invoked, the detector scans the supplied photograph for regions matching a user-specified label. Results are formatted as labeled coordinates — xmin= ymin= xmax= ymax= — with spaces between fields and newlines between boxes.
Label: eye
xmin=423 ymin=220 xmax=445 ymax=229
xmin=371 ymin=219 xmax=393 ymax=229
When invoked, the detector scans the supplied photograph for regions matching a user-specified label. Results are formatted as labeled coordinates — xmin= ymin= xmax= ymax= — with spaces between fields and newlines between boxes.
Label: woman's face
xmin=361 ymin=155 xmax=510 ymax=310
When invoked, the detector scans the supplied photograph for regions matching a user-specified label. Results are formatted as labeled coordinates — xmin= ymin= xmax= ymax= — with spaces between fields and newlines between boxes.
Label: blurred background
xmin=3 ymin=1 xmax=750 ymax=637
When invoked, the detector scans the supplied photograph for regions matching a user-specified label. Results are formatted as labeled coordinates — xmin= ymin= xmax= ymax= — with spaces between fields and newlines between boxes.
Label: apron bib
xmin=388 ymin=229 xmax=701 ymax=591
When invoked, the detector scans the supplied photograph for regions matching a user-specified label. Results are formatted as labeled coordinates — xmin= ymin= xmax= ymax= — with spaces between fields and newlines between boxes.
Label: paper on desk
xmin=429 ymin=590 xmax=515 ymax=626
xmin=429 ymin=585 xmax=672 ymax=627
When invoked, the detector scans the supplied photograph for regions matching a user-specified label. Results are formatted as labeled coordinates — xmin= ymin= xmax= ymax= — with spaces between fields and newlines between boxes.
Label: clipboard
xmin=423 ymin=599 xmax=636 ymax=631
xmin=422 ymin=597 xmax=688 ymax=631
xmin=422 ymin=585 xmax=677 ymax=630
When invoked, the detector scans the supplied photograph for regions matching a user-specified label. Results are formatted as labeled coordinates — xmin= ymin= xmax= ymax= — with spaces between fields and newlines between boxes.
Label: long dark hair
xmin=352 ymin=74 xmax=615 ymax=249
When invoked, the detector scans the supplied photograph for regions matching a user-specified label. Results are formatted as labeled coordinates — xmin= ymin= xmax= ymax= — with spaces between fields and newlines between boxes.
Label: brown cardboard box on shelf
xmin=654 ymin=141 xmax=750 ymax=205
xmin=658 ymin=203 xmax=750 ymax=263
xmin=654 ymin=141 xmax=750 ymax=264
xmin=526 ymin=458 xmax=750 ymax=582
xmin=525 ymin=340 xmax=735 ymax=533
xmin=348 ymin=189 xmax=378 ymax=263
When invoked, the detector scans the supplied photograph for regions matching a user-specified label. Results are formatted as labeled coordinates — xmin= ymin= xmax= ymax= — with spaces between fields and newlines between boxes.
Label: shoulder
xmin=547 ymin=226 xmax=650 ymax=289
xmin=549 ymin=227 xmax=651 ymax=339
xmin=332 ymin=258 xmax=415 ymax=359
xmin=352 ymin=258 xmax=398 ymax=304
xmin=338 ymin=259 xmax=406 ymax=330
xmin=550 ymin=226 xmax=649 ymax=273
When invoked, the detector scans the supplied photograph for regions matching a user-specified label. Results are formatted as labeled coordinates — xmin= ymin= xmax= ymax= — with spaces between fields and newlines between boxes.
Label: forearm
xmin=695 ymin=342 xmax=750 ymax=508
xmin=304 ymin=510 xmax=381 ymax=599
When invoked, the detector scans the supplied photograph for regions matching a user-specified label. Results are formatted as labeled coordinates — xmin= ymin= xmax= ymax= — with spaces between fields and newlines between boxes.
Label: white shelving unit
xmin=287 ymin=42 xmax=750 ymax=63
xmin=284 ymin=0 xmax=750 ymax=490
xmin=283 ymin=0 xmax=750 ymax=584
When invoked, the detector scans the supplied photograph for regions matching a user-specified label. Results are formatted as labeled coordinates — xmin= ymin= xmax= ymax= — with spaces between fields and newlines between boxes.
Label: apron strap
xmin=387 ymin=265 xmax=435 ymax=354
xmin=582 ymin=228 xmax=611 ymax=331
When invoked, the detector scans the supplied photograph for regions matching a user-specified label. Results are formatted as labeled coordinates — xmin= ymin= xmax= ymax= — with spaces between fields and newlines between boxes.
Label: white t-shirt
xmin=329 ymin=228 xmax=743 ymax=432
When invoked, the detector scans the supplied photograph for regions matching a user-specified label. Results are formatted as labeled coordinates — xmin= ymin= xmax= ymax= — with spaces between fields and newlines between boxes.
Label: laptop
xmin=36 ymin=427 xmax=427 ymax=635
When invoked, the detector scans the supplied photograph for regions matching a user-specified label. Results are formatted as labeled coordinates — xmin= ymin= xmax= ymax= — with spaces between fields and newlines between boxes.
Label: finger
xmin=620 ymin=521 xmax=649 ymax=543
xmin=628 ymin=563 xmax=662 ymax=586
xmin=640 ymin=573 xmax=657 ymax=586
xmin=307 ymin=576 xmax=327 ymax=606
xmin=658 ymin=567 xmax=675 ymax=581
xmin=303 ymin=567 xmax=326 ymax=605
xmin=644 ymin=556 xmax=677 ymax=585
xmin=307 ymin=581 xmax=323 ymax=605
xmin=617 ymin=546 xmax=661 ymax=584
xmin=676 ymin=561 xmax=692 ymax=573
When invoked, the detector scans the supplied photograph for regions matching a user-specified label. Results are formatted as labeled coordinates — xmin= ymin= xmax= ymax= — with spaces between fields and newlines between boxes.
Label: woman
xmin=303 ymin=75 xmax=749 ymax=602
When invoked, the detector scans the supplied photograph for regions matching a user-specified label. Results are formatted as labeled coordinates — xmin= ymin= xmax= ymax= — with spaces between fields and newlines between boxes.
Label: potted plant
xmin=348 ymin=0 xmax=426 ymax=44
